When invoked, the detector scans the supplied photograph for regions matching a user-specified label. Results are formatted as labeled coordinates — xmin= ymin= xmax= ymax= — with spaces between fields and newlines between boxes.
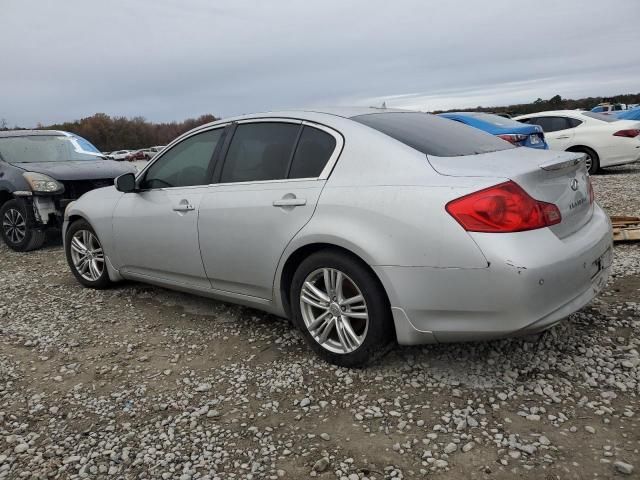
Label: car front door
xmin=111 ymin=126 xmax=225 ymax=288
xmin=528 ymin=116 xmax=575 ymax=150
xmin=198 ymin=120 xmax=341 ymax=299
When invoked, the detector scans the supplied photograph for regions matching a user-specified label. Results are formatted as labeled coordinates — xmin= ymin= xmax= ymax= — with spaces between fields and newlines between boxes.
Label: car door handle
xmin=273 ymin=197 xmax=306 ymax=207
xmin=173 ymin=201 xmax=195 ymax=212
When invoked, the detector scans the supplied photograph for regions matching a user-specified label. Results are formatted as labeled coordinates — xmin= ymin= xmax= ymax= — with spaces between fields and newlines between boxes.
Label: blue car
xmin=438 ymin=112 xmax=548 ymax=149
xmin=613 ymin=108 xmax=640 ymax=121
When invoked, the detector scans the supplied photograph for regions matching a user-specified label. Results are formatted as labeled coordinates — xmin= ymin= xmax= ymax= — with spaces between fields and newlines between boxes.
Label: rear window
xmin=455 ymin=112 xmax=524 ymax=128
xmin=582 ymin=112 xmax=617 ymax=122
xmin=352 ymin=112 xmax=514 ymax=157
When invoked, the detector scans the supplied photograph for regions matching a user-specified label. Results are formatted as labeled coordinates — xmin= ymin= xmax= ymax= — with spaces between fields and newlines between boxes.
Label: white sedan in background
xmin=110 ymin=150 xmax=133 ymax=161
xmin=515 ymin=110 xmax=640 ymax=174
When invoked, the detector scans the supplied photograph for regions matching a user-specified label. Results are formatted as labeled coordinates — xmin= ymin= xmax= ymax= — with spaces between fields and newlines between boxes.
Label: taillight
xmin=446 ymin=181 xmax=562 ymax=233
xmin=613 ymin=129 xmax=640 ymax=138
xmin=497 ymin=134 xmax=527 ymax=145
xmin=587 ymin=176 xmax=594 ymax=204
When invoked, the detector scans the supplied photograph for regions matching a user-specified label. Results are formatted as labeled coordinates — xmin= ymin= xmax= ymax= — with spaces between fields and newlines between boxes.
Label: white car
xmin=110 ymin=150 xmax=132 ymax=161
xmin=515 ymin=110 xmax=640 ymax=174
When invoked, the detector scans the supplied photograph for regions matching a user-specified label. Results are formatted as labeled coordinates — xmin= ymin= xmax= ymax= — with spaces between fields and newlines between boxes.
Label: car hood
xmin=11 ymin=160 xmax=136 ymax=181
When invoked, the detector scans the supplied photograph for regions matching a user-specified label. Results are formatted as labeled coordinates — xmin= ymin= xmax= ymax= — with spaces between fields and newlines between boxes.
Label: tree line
xmin=436 ymin=93 xmax=640 ymax=116
xmin=0 ymin=113 xmax=218 ymax=152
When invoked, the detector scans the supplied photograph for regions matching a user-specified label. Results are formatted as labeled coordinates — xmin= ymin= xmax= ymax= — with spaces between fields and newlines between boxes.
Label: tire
xmin=0 ymin=199 xmax=46 ymax=252
xmin=290 ymin=249 xmax=395 ymax=367
xmin=570 ymin=147 xmax=600 ymax=175
xmin=65 ymin=219 xmax=112 ymax=289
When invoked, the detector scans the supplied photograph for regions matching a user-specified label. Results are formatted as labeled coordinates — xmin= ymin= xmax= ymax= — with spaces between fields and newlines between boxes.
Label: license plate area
xmin=591 ymin=247 xmax=613 ymax=280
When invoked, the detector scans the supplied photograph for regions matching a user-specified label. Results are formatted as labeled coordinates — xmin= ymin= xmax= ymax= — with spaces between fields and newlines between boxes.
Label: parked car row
xmin=437 ymin=109 xmax=640 ymax=175
xmin=103 ymin=146 xmax=165 ymax=161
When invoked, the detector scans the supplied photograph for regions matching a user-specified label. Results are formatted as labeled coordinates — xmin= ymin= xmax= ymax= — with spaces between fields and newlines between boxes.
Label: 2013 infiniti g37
xmin=63 ymin=108 xmax=613 ymax=367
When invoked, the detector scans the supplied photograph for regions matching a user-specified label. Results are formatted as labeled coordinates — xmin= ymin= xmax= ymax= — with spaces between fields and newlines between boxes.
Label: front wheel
xmin=0 ymin=199 xmax=46 ymax=252
xmin=290 ymin=250 xmax=395 ymax=367
xmin=65 ymin=220 xmax=112 ymax=289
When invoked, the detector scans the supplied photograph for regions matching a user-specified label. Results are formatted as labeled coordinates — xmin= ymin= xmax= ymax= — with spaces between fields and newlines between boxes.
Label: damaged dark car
xmin=0 ymin=130 xmax=135 ymax=251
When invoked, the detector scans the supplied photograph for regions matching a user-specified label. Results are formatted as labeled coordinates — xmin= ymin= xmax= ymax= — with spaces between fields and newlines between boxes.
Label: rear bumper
xmin=375 ymin=205 xmax=613 ymax=344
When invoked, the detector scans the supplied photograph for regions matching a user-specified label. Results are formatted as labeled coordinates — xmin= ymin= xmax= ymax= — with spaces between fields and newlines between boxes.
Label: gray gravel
xmin=0 ymin=164 xmax=639 ymax=479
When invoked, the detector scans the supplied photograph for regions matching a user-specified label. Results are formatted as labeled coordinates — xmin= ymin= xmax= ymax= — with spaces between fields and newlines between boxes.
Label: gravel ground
xmin=1 ymin=164 xmax=639 ymax=479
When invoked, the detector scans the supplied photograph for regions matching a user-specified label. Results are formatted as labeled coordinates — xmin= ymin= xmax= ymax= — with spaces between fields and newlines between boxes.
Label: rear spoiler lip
xmin=539 ymin=153 xmax=586 ymax=171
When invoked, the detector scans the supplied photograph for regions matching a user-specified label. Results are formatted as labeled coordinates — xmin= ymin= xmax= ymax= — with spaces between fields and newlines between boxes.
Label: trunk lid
xmin=428 ymin=148 xmax=593 ymax=238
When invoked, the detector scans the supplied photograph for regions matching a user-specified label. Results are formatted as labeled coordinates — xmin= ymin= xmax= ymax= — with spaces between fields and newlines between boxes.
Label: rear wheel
xmin=65 ymin=220 xmax=111 ymax=289
xmin=0 ymin=199 xmax=46 ymax=252
xmin=569 ymin=147 xmax=599 ymax=175
xmin=290 ymin=250 xmax=395 ymax=367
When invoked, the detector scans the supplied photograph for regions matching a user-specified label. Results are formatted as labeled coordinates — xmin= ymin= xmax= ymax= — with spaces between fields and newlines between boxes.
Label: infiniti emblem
xmin=570 ymin=179 xmax=579 ymax=191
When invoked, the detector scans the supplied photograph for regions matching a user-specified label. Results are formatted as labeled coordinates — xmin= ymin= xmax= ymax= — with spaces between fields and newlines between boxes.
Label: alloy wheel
xmin=299 ymin=268 xmax=369 ymax=354
xmin=584 ymin=153 xmax=592 ymax=172
xmin=70 ymin=230 xmax=105 ymax=282
xmin=2 ymin=208 xmax=26 ymax=244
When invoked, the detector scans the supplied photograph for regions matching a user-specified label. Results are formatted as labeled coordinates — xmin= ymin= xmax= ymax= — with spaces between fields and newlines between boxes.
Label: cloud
xmin=1 ymin=0 xmax=639 ymax=126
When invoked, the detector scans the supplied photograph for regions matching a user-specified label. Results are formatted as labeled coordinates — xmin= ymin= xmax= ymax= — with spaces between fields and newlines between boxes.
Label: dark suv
xmin=0 ymin=130 xmax=135 ymax=251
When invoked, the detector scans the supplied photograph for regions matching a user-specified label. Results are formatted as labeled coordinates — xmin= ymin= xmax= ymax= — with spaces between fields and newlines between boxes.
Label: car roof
xmin=0 ymin=129 xmax=69 ymax=138
xmin=514 ymin=110 xmax=587 ymax=120
xmin=192 ymin=107 xmax=425 ymax=131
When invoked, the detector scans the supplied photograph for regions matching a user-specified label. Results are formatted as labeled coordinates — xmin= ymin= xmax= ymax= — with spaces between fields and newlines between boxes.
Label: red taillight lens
xmin=587 ymin=176 xmax=595 ymax=204
xmin=613 ymin=129 xmax=640 ymax=138
xmin=497 ymin=134 xmax=527 ymax=145
xmin=446 ymin=181 xmax=562 ymax=233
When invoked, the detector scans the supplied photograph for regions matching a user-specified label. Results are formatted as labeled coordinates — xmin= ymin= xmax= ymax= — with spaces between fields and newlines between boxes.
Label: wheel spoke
xmin=335 ymin=271 xmax=344 ymax=301
xmin=342 ymin=310 xmax=368 ymax=319
xmin=341 ymin=317 xmax=361 ymax=348
xmin=323 ymin=268 xmax=334 ymax=293
xmin=335 ymin=320 xmax=350 ymax=352
xmin=302 ymin=281 xmax=329 ymax=304
xmin=317 ymin=317 xmax=336 ymax=344
xmin=307 ymin=310 xmax=331 ymax=332
xmin=301 ymin=294 xmax=328 ymax=310
xmin=341 ymin=294 xmax=364 ymax=307
xmin=89 ymin=260 xmax=100 ymax=279
xmin=71 ymin=237 xmax=87 ymax=254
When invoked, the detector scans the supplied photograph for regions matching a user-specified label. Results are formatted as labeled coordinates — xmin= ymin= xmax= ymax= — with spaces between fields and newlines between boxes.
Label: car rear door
xmin=111 ymin=126 xmax=225 ymax=288
xmin=198 ymin=119 xmax=342 ymax=299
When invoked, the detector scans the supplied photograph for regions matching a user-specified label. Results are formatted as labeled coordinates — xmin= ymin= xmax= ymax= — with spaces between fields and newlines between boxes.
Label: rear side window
xmin=220 ymin=123 xmax=299 ymax=183
xmin=141 ymin=128 xmax=222 ymax=189
xmin=352 ymin=112 xmax=514 ymax=157
xmin=528 ymin=117 xmax=571 ymax=132
xmin=289 ymin=126 xmax=336 ymax=179
xmin=567 ymin=118 xmax=583 ymax=128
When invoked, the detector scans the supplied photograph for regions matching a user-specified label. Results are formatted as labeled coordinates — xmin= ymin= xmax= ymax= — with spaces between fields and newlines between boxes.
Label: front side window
xmin=289 ymin=126 xmax=336 ymax=179
xmin=220 ymin=122 xmax=300 ymax=183
xmin=141 ymin=128 xmax=223 ymax=189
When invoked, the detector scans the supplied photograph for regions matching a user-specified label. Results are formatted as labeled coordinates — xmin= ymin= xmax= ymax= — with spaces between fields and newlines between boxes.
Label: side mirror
xmin=115 ymin=173 xmax=136 ymax=193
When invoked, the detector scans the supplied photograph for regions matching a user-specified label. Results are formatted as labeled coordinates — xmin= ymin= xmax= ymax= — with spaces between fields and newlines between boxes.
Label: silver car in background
xmin=63 ymin=108 xmax=612 ymax=367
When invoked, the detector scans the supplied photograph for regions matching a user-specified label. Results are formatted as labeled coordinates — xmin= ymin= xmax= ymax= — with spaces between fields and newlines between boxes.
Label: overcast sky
xmin=2 ymin=0 xmax=639 ymax=127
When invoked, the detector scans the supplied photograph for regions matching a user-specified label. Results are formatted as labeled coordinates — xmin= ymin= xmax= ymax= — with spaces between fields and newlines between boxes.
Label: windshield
xmin=582 ymin=112 xmax=617 ymax=123
xmin=0 ymin=135 xmax=104 ymax=163
xmin=352 ymin=112 xmax=515 ymax=157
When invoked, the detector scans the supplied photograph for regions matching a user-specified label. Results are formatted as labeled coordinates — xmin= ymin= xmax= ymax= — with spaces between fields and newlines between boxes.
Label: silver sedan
xmin=63 ymin=108 xmax=613 ymax=367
